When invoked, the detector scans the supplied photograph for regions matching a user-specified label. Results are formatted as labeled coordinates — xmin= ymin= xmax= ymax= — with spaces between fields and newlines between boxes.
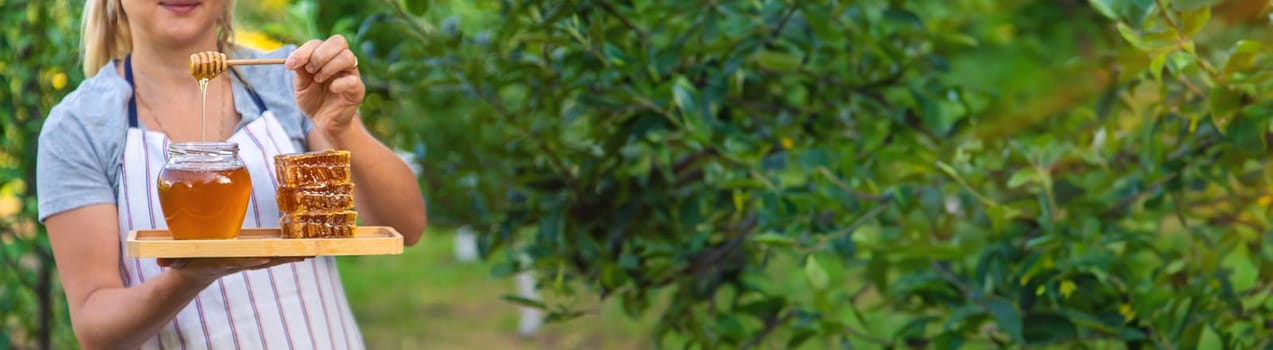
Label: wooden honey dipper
xmin=189 ymin=51 xmax=286 ymax=80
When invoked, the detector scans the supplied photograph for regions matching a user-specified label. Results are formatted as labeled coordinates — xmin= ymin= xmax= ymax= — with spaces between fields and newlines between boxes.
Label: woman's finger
xmin=328 ymin=73 xmax=365 ymax=101
xmin=305 ymin=35 xmax=349 ymax=76
xmin=248 ymin=257 xmax=307 ymax=271
xmin=157 ymin=258 xmax=188 ymax=268
xmin=289 ymin=39 xmax=324 ymax=92
xmin=314 ymin=49 xmax=358 ymax=84
xmin=286 ymin=39 xmax=323 ymax=70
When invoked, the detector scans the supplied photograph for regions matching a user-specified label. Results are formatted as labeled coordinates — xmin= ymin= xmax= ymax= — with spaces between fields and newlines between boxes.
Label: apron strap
xmin=229 ymin=67 xmax=270 ymax=114
xmin=124 ymin=54 xmax=271 ymax=130
xmin=125 ymin=55 xmax=140 ymax=128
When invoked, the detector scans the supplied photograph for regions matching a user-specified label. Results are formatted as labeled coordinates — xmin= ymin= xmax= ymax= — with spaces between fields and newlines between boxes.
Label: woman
xmin=36 ymin=0 xmax=427 ymax=348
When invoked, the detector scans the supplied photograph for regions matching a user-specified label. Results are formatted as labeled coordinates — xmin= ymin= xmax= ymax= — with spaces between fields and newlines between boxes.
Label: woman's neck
xmin=129 ymin=36 xmax=221 ymax=89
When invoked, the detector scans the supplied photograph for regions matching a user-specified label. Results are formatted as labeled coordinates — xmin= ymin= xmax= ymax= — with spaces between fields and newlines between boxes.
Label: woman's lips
xmin=160 ymin=2 xmax=199 ymax=14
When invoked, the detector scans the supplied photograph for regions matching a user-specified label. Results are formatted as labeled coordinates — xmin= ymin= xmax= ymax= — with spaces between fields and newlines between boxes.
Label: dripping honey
xmin=157 ymin=167 xmax=252 ymax=240
xmin=197 ymin=78 xmax=209 ymax=141
xmin=190 ymin=51 xmax=220 ymax=141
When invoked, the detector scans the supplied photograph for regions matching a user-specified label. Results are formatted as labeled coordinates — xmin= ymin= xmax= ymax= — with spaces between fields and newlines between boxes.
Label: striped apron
xmin=119 ymin=55 xmax=364 ymax=350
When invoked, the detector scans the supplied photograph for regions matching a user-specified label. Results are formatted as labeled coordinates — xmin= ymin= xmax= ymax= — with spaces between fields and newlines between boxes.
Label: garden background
xmin=4 ymin=0 xmax=1273 ymax=349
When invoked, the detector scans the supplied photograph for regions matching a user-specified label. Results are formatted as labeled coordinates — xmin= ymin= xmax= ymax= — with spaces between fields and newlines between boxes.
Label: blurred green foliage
xmin=1 ymin=0 xmax=81 ymax=348
xmin=315 ymin=0 xmax=1273 ymax=348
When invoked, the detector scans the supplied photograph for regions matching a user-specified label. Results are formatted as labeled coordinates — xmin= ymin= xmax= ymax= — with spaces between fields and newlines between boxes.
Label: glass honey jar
xmin=157 ymin=142 xmax=252 ymax=240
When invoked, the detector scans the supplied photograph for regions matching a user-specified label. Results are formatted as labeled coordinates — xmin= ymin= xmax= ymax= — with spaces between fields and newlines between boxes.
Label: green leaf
xmin=911 ymin=87 xmax=944 ymax=135
xmin=1241 ymin=288 xmax=1269 ymax=311
xmin=987 ymin=299 xmax=1024 ymax=343
xmin=882 ymin=7 xmax=922 ymax=27
xmin=1116 ymin=23 xmax=1145 ymax=50
xmin=935 ymin=161 xmax=959 ymax=179
xmin=737 ymin=296 xmax=786 ymax=317
xmin=1023 ymin=312 xmax=1078 ymax=345
xmin=933 ymin=332 xmax=965 ymax=350
xmin=942 ymin=305 xmax=985 ymax=332
xmin=868 ymin=254 xmax=890 ymax=293
xmin=987 ymin=204 xmax=1022 ymax=234
xmin=490 ymin=260 xmax=519 ymax=278
xmin=1164 ymin=259 xmax=1187 ymax=274
xmin=1169 ymin=50 xmax=1196 ymax=71
xmin=1222 ymin=245 xmax=1258 ymax=292
xmin=1007 ymin=170 xmax=1037 ymax=188
xmin=894 ymin=316 xmax=936 ymax=340
xmin=1150 ymin=52 xmax=1168 ymax=82
xmin=501 ymin=294 xmax=546 ymax=309
xmin=544 ymin=310 xmax=587 ymax=323
xmin=1180 ymin=6 xmax=1210 ymax=37
xmin=1089 ymin=0 xmax=1119 ymax=20
xmin=803 ymin=7 xmax=839 ymax=43
xmin=673 ymin=76 xmax=697 ymax=116
xmin=1118 ymin=326 xmax=1147 ymax=340
xmin=537 ymin=208 xmax=563 ymax=245
xmin=1088 ymin=0 xmax=1153 ymax=24
xmin=715 ymin=313 xmax=747 ymax=341
xmin=805 ymin=255 xmax=830 ymax=291
xmin=942 ymin=33 xmax=979 ymax=47
xmin=1232 ymin=39 xmax=1264 ymax=54
xmin=1208 ymin=87 xmax=1241 ymax=133
xmin=1224 ymin=40 xmax=1263 ymax=75
xmin=752 ymin=232 xmax=798 ymax=247
xmin=601 ymin=264 xmax=627 ymax=289
xmin=1170 ymin=297 xmax=1195 ymax=339
xmin=788 ymin=330 xmax=817 ymax=348
xmin=622 ymin=292 xmax=650 ymax=319
xmin=754 ymin=51 xmax=801 ymax=72
xmin=1198 ymin=325 xmax=1222 ymax=350
xmin=603 ymin=43 xmax=626 ymax=66
xmin=673 ymin=76 xmax=710 ymax=139
xmin=402 ymin=0 xmax=429 ymax=17
xmin=1061 ymin=308 xmax=1116 ymax=333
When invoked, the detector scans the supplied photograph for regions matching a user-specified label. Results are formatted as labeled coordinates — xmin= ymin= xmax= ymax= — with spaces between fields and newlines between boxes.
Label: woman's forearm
xmin=73 ymin=269 xmax=213 ymax=349
xmin=314 ymin=116 xmax=428 ymax=245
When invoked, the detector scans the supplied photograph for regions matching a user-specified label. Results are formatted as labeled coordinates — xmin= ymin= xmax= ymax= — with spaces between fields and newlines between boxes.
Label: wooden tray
xmin=127 ymin=226 xmax=403 ymax=258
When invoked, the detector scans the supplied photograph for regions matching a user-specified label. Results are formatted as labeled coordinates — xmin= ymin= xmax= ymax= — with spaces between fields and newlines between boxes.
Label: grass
xmin=333 ymin=227 xmax=1008 ymax=349
xmin=335 ymin=227 xmax=653 ymax=349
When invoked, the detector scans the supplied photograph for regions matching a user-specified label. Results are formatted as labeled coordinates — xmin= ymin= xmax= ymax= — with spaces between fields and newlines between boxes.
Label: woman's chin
xmin=152 ymin=26 xmax=218 ymax=48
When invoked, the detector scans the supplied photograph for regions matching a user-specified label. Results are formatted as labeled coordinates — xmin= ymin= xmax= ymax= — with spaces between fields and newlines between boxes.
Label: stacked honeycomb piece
xmin=274 ymin=150 xmax=357 ymax=238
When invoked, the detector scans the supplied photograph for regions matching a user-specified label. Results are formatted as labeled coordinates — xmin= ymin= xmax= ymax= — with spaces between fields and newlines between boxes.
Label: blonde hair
xmin=81 ymin=0 xmax=237 ymax=76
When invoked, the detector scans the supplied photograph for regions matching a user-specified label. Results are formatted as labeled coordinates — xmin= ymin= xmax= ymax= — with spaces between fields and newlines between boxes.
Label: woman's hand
xmin=286 ymin=34 xmax=364 ymax=138
xmin=158 ymin=257 xmax=307 ymax=285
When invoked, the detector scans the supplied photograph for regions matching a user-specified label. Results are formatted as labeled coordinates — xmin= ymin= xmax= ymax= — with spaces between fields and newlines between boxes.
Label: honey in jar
xmin=157 ymin=142 xmax=252 ymax=240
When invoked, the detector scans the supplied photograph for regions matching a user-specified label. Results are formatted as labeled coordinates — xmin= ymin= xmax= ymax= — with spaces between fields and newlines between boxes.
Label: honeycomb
xmin=276 ymin=183 xmax=355 ymax=213
xmin=274 ymin=150 xmax=357 ymax=238
xmin=274 ymin=150 xmax=352 ymax=187
xmin=280 ymin=210 xmax=357 ymax=238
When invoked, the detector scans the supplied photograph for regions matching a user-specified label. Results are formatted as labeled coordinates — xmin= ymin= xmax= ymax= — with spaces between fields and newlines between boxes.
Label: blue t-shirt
xmin=37 ymin=45 xmax=313 ymax=222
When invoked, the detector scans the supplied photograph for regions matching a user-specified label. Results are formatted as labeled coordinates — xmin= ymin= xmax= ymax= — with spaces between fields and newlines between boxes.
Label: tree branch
xmin=842 ymin=325 xmax=893 ymax=346
xmin=932 ymin=262 xmax=975 ymax=299
xmin=37 ymin=248 xmax=53 ymax=350
xmin=739 ymin=311 xmax=795 ymax=350
xmin=597 ymin=2 xmax=648 ymax=47
xmin=762 ymin=5 xmax=799 ymax=49
xmin=1101 ymin=173 xmax=1176 ymax=219
xmin=384 ymin=0 xmax=433 ymax=40
xmin=645 ymin=214 xmax=758 ymax=287
xmin=811 ymin=199 xmax=891 ymax=251
xmin=1154 ymin=0 xmax=1224 ymax=83
xmin=0 ymin=236 xmax=40 ymax=292
xmin=816 ymin=166 xmax=891 ymax=202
